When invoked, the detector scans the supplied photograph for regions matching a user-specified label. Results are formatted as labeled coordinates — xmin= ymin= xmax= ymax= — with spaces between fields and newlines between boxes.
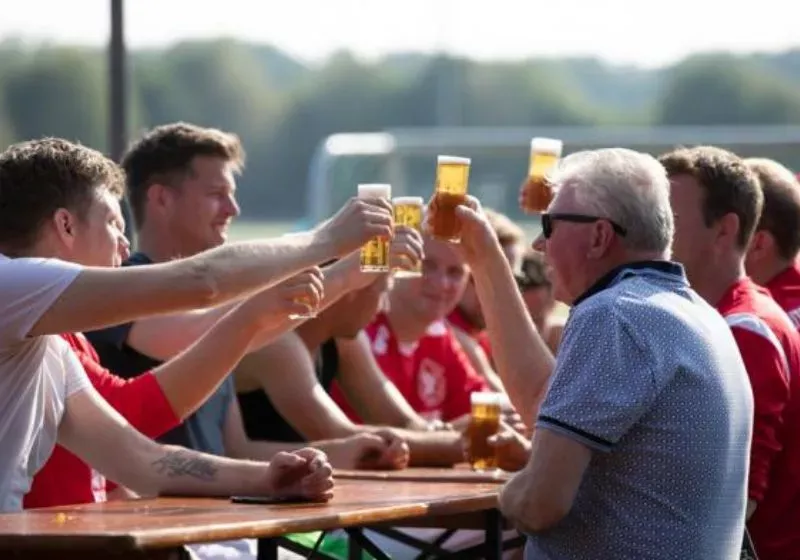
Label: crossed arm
xmin=59 ymin=386 xmax=273 ymax=499
xmin=234 ymin=331 xmax=464 ymax=466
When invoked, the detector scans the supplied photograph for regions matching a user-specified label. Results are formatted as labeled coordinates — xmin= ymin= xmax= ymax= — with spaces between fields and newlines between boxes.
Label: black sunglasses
xmin=541 ymin=213 xmax=628 ymax=239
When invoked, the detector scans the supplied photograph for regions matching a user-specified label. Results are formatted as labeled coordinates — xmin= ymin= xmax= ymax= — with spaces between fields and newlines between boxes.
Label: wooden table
xmin=334 ymin=466 xmax=512 ymax=484
xmin=0 ymin=477 xmax=512 ymax=560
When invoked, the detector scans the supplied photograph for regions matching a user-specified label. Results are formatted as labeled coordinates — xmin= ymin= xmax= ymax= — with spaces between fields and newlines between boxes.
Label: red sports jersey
xmin=331 ymin=313 xmax=489 ymax=422
xmin=24 ymin=333 xmax=179 ymax=509
xmin=447 ymin=307 xmax=493 ymax=363
xmin=718 ymin=277 xmax=800 ymax=560
xmin=765 ymin=260 xmax=800 ymax=329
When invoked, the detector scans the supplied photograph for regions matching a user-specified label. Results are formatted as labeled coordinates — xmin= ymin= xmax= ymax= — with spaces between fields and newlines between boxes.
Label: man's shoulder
xmin=723 ymin=285 xmax=799 ymax=346
xmin=573 ymin=276 xmax=697 ymax=325
xmin=0 ymin=255 xmax=82 ymax=296
xmin=570 ymin=275 xmax=726 ymax=357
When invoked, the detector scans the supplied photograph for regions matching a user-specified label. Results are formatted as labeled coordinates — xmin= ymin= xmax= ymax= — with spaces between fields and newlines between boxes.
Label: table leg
xmin=344 ymin=528 xmax=393 ymax=560
xmin=257 ymin=538 xmax=279 ymax=560
xmin=484 ymin=508 xmax=503 ymax=560
xmin=348 ymin=535 xmax=362 ymax=560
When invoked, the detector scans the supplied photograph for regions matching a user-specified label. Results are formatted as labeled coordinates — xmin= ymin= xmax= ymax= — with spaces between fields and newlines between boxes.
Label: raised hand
xmin=519 ymin=182 xmax=536 ymax=215
xmin=388 ymin=225 xmax=425 ymax=274
xmin=264 ymin=448 xmax=334 ymax=502
xmin=424 ymin=195 xmax=501 ymax=266
xmin=248 ymin=267 xmax=325 ymax=325
xmin=318 ymin=197 xmax=394 ymax=258
xmin=333 ymin=225 xmax=424 ymax=291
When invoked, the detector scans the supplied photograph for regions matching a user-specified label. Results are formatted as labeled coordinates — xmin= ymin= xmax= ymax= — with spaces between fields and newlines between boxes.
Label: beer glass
xmin=288 ymin=295 xmax=316 ymax=320
xmin=430 ymin=155 xmax=471 ymax=242
xmin=520 ymin=137 xmax=563 ymax=213
xmin=468 ymin=391 xmax=502 ymax=471
xmin=359 ymin=183 xmax=392 ymax=272
xmin=282 ymin=232 xmax=319 ymax=319
xmin=392 ymin=196 xmax=424 ymax=278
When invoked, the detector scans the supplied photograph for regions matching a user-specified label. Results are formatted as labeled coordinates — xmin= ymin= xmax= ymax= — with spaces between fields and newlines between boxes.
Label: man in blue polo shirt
xmin=429 ymin=147 xmax=754 ymax=559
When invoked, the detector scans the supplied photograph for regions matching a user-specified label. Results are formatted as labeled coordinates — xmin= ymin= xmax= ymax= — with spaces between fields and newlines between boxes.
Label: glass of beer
xmin=468 ymin=391 xmax=502 ymax=471
xmin=288 ymin=295 xmax=316 ymax=320
xmin=392 ymin=196 xmax=424 ymax=278
xmin=359 ymin=183 xmax=392 ymax=272
xmin=520 ymin=137 xmax=563 ymax=213
xmin=431 ymin=155 xmax=471 ymax=242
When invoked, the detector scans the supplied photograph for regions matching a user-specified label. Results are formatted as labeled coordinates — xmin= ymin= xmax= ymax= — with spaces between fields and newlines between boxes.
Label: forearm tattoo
xmin=151 ymin=450 xmax=219 ymax=481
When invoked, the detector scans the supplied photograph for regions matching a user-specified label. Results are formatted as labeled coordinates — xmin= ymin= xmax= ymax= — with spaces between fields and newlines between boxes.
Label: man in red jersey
xmin=331 ymin=235 xmax=493 ymax=424
xmin=661 ymin=146 xmax=800 ymax=560
xmin=744 ymin=158 xmax=800 ymax=326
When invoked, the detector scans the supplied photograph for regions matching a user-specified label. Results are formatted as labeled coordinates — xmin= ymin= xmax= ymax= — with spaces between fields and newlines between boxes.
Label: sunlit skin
xmin=138 ymin=155 xmax=240 ymax=259
xmin=53 ymin=187 xmax=130 ymax=268
xmin=457 ymin=241 xmax=522 ymax=329
xmin=389 ymin=236 xmax=470 ymax=329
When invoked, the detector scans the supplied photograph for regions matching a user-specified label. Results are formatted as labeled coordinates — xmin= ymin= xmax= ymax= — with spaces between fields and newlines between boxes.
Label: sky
xmin=0 ymin=0 xmax=798 ymax=69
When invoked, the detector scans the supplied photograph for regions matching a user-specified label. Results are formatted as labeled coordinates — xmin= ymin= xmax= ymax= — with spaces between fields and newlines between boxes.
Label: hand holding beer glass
xmin=468 ymin=391 xmax=503 ymax=471
xmin=520 ymin=137 xmax=563 ymax=213
xmin=261 ymin=267 xmax=323 ymax=321
xmin=430 ymin=156 xmax=471 ymax=242
xmin=358 ymin=184 xmax=393 ymax=272
xmin=392 ymin=196 xmax=424 ymax=278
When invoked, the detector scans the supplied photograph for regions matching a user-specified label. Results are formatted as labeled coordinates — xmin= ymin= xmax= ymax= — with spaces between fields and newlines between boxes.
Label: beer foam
xmin=392 ymin=196 xmax=424 ymax=207
xmin=531 ymin=137 xmax=563 ymax=156
xmin=437 ymin=155 xmax=471 ymax=166
xmin=357 ymin=183 xmax=391 ymax=199
xmin=470 ymin=391 xmax=504 ymax=405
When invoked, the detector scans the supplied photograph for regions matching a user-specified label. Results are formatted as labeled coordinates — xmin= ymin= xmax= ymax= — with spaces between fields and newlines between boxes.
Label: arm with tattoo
xmin=58 ymin=381 xmax=295 ymax=498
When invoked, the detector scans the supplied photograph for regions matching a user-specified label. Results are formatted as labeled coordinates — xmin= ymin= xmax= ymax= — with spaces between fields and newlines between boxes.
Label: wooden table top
xmin=334 ymin=466 xmax=511 ymax=483
xmin=0 ymin=478 xmax=501 ymax=552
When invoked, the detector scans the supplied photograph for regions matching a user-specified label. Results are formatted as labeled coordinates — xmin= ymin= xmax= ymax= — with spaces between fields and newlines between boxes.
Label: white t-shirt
xmin=0 ymin=254 xmax=90 ymax=511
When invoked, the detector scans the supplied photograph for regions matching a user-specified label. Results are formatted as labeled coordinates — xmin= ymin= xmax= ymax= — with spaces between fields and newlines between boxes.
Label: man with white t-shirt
xmin=0 ymin=137 xmax=394 ymax=512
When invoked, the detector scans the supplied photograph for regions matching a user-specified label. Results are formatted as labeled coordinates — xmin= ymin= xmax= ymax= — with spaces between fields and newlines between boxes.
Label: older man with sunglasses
xmin=427 ymin=148 xmax=753 ymax=560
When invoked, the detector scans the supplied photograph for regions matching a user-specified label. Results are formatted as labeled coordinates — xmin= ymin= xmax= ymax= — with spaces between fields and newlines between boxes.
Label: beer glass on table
xmin=359 ymin=183 xmax=393 ymax=272
xmin=430 ymin=156 xmax=471 ymax=243
xmin=468 ymin=391 xmax=502 ymax=471
xmin=520 ymin=137 xmax=563 ymax=213
xmin=392 ymin=196 xmax=424 ymax=278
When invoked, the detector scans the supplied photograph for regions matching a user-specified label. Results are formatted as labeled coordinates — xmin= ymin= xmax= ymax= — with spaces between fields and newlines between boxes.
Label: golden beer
xmin=520 ymin=137 xmax=563 ymax=213
xmin=468 ymin=391 xmax=502 ymax=471
xmin=431 ymin=156 xmax=471 ymax=242
xmin=359 ymin=183 xmax=392 ymax=272
xmin=392 ymin=196 xmax=424 ymax=278
xmin=288 ymin=295 xmax=316 ymax=320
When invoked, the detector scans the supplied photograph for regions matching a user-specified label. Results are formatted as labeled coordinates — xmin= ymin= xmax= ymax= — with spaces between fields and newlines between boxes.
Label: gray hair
xmin=550 ymin=148 xmax=674 ymax=257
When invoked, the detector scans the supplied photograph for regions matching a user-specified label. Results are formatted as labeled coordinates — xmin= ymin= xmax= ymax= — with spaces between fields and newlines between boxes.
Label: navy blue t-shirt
xmin=85 ymin=252 xmax=232 ymax=456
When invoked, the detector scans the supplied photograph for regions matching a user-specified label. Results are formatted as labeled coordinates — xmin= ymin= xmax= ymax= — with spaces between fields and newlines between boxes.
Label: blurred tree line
xmin=1 ymin=39 xmax=800 ymax=219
